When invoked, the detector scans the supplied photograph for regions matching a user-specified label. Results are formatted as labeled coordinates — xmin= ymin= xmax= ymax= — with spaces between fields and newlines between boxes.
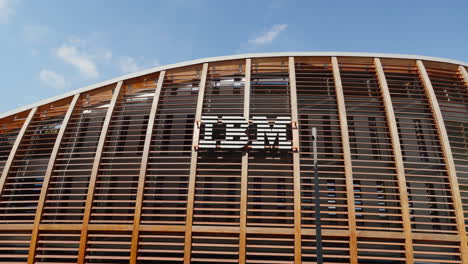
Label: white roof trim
xmin=1 ymin=51 xmax=467 ymax=119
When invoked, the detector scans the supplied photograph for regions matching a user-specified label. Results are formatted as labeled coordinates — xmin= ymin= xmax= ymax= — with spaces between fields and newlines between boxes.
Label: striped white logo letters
xmin=199 ymin=116 xmax=291 ymax=150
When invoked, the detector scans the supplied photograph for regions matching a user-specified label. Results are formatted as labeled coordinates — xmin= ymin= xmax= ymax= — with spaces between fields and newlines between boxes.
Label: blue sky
xmin=0 ymin=0 xmax=467 ymax=114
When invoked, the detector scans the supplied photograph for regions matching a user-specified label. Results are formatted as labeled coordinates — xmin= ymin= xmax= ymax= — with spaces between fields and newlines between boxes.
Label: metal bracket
xmin=291 ymin=121 xmax=298 ymax=129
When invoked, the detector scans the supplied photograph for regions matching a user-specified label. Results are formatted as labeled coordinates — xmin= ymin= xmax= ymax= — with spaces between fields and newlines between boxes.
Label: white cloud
xmin=118 ymin=56 xmax=160 ymax=74
xmin=53 ymin=35 xmax=114 ymax=79
xmin=248 ymin=24 xmax=288 ymax=46
xmin=55 ymin=43 xmax=99 ymax=79
xmin=66 ymin=35 xmax=112 ymax=60
xmin=119 ymin=56 xmax=140 ymax=74
xmin=39 ymin=69 xmax=67 ymax=90
xmin=0 ymin=0 xmax=16 ymax=23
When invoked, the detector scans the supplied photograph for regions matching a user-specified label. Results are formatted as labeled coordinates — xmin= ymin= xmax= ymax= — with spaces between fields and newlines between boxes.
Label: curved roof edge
xmin=1 ymin=51 xmax=467 ymax=119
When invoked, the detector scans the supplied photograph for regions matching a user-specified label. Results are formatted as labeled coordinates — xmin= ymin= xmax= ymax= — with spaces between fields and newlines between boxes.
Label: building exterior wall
xmin=0 ymin=54 xmax=465 ymax=264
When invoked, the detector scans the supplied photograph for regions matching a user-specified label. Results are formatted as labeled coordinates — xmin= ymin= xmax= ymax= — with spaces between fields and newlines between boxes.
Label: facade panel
xmin=0 ymin=53 xmax=466 ymax=263
xmin=42 ymin=86 xmax=115 ymax=224
xmin=383 ymin=62 xmax=458 ymax=235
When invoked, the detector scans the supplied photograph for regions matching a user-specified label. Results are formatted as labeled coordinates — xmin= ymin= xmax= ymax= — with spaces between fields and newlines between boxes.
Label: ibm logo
xmin=199 ymin=116 xmax=292 ymax=150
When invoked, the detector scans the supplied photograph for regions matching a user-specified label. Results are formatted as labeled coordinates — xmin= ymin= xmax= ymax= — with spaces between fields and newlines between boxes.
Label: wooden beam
xmin=331 ymin=57 xmax=358 ymax=264
xmin=0 ymin=220 xmax=459 ymax=243
xmin=416 ymin=60 xmax=468 ymax=263
xmin=411 ymin=233 xmax=461 ymax=242
xmin=457 ymin=66 xmax=468 ymax=247
xmin=39 ymin=224 xmax=83 ymax=231
xmin=139 ymin=225 xmax=185 ymax=232
xmin=243 ymin=59 xmax=251 ymax=120
xmin=193 ymin=225 xmax=240 ymax=233
xmin=129 ymin=71 xmax=166 ymax=264
xmin=247 ymin=227 xmax=295 ymax=235
xmin=27 ymin=94 xmax=80 ymax=264
xmin=460 ymin=65 xmax=468 ymax=88
xmin=374 ymin=58 xmax=414 ymax=264
xmin=289 ymin=56 xmax=302 ymax=264
xmin=303 ymin=229 xmax=351 ymax=237
xmin=0 ymin=108 xmax=37 ymax=196
xmin=183 ymin=63 xmax=209 ymax=264
xmin=87 ymin=224 xmax=133 ymax=231
xmin=0 ymin=224 xmax=34 ymax=231
xmin=77 ymin=81 xmax=123 ymax=264
xmin=239 ymin=58 xmax=251 ymax=264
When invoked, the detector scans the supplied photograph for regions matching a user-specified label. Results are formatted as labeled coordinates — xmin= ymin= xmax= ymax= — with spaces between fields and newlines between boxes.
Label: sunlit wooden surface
xmin=0 ymin=54 xmax=465 ymax=264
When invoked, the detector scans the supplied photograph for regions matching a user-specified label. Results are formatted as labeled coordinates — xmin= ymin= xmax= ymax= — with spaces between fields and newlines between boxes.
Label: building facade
xmin=0 ymin=52 xmax=466 ymax=264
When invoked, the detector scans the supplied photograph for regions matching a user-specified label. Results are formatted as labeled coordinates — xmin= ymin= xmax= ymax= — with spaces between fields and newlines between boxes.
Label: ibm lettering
xmin=199 ymin=116 xmax=292 ymax=150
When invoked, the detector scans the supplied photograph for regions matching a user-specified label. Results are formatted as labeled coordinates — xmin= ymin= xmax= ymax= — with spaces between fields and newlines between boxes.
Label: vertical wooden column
xmin=460 ymin=66 xmax=468 ymax=88
xmin=239 ymin=58 xmax=251 ymax=264
xmin=331 ymin=57 xmax=358 ymax=264
xmin=459 ymin=65 xmax=468 ymax=238
xmin=0 ymin=107 xmax=37 ymax=195
xmin=77 ymin=81 xmax=123 ymax=264
xmin=374 ymin=58 xmax=414 ymax=263
xmin=129 ymin=71 xmax=166 ymax=264
xmin=27 ymin=94 xmax=80 ymax=263
xmin=183 ymin=63 xmax=209 ymax=264
xmin=289 ymin=57 xmax=302 ymax=264
xmin=416 ymin=60 xmax=468 ymax=262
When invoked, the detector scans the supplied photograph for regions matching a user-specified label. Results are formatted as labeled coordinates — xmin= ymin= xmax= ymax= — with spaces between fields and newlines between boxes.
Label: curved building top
xmin=1 ymin=51 xmax=467 ymax=119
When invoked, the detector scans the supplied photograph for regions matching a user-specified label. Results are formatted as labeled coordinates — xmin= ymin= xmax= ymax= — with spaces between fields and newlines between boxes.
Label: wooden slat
xmin=183 ymin=63 xmax=209 ymax=264
xmin=460 ymin=65 xmax=468 ymax=88
xmin=294 ymin=58 xmax=349 ymax=234
xmin=331 ymin=56 xmax=358 ymax=264
xmin=302 ymin=229 xmax=351 ymax=237
xmin=417 ymin=60 xmax=468 ymax=263
xmin=360 ymin=230 xmax=461 ymax=242
xmin=385 ymin=62 xmax=458 ymax=235
xmin=39 ymin=89 xmax=113 ymax=225
xmin=193 ymin=225 xmax=240 ymax=233
xmin=138 ymin=225 xmax=185 ymax=232
xmin=129 ymin=71 xmax=166 ymax=264
xmin=411 ymin=233 xmax=460 ymax=242
xmin=137 ymin=231 xmax=184 ymax=264
xmin=414 ymin=240 xmax=461 ymax=263
xmin=34 ymin=230 xmax=80 ymax=263
xmin=0 ymin=224 xmax=33 ymax=230
xmin=0 ymin=222 xmax=456 ymax=242
xmin=191 ymin=233 xmax=239 ymax=263
xmin=247 ymin=59 xmax=294 ymax=230
xmin=246 ymin=233 xmax=295 ymax=263
xmin=374 ymin=58 xmax=414 ymax=263
xmin=77 ymin=81 xmax=123 ymax=264
xmin=0 ymin=230 xmax=32 ymax=263
xmin=239 ymin=58 xmax=251 ymax=264
xmin=39 ymin=224 xmax=83 ymax=231
xmin=288 ymin=56 xmax=302 ymax=264
xmin=0 ymin=108 xmax=37 ymax=195
xmin=85 ymin=231 xmax=131 ymax=263
xmin=88 ymin=224 xmax=133 ymax=231
xmin=27 ymin=94 xmax=80 ymax=264
xmin=193 ymin=63 xmax=244 ymax=227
